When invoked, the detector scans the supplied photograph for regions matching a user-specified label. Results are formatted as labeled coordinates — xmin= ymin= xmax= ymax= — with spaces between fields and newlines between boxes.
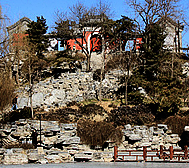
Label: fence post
xmin=114 ymin=146 xmax=118 ymax=162
xmin=169 ymin=146 xmax=173 ymax=160
xmin=184 ymin=145 xmax=188 ymax=159
xmin=160 ymin=145 xmax=163 ymax=159
xmin=143 ymin=146 xmax=147 ymax=161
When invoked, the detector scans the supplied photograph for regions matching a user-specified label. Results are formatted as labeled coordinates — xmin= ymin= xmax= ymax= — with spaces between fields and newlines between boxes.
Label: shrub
xmin=106 ymin=104 xmax=155 ymax=127
xmin=164 ymin=115 xmax=189 ymax=136
xmin=0 ymin=71 xmax=15 ymax=111
xmin=79 ymin=104 xmax=107 ymax=116
xmin=77 ymin=119 xmax=123 ymax=149
xmin=2 ymin=107 xmax=31 ymax=123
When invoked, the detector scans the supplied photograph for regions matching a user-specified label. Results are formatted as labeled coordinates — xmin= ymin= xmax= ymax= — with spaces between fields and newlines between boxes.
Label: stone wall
xmin=17 ymin=71 xmax=121 ymax=110
xmin=0 ymin=119 xmax=184 ymax=164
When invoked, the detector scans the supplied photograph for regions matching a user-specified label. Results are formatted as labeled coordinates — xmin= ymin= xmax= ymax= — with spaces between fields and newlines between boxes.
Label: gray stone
xmin=37 ymin=158 xmax=48 ymax=164
xmin=17 ymin=97 xmax=28 ymax=109
xmin=129 ymin=134 xmax=142 ymax=141
xmin=32 ymin=92 xmax=44 ymax=107
xmin=3 ymin=153 xmax=28 ymax=164
xmin=124 ymin=124 xmax=132 ymax=130
xmin=184 ymin=126 xmax=189 ymax=132
xmin=28 ymin=153 xmax=40 ymax=162
xmin=74 ymin=153 xmax=92 ymax=161
xmin=157 ymin=124 xmax=168 ymax=131
xmin=52 ymin=89 xmax=65 ymax=100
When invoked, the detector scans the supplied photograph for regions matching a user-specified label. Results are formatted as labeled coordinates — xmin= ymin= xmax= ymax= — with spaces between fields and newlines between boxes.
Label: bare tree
xmin=20 ymin=37 xmax=38 ymax=118
xmin=125 ymin=0 xmax=182 ymax=47
xmin=106 ymin=46 xmax=138 ymax=105
xmin=0 ymin=4 xmax=15 ymax=112
xmin=126 ymin=0 xmax=181 ymax=29
xmin=54 ymin=0 xmax=113 ymax=71
xmin=0 ymin=5 xmax=9 ymax=57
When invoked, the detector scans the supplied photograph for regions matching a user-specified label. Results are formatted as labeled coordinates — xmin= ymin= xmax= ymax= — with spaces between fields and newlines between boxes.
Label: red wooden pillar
xmin=114 ymin=146 xmax=118 ymax=162
xmin=184 ymin=145 xmax=188 ymax=159
xmin=143 ymin=146 xmax=147 ymax=161
xmin=169 ymin=146 xmax=173 ymax=160
xmin=160 ymin=145 xmax=163 ymax=159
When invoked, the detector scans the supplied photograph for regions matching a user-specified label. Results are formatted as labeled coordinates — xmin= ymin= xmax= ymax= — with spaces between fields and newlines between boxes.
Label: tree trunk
xmin=125 ymin=74 xmax=128 ymax=106
xmin=99 ymin=36 xmax=105 ymax=101
xmin=87 ymin=54 xmax=91 ymax=71
xmin=29 ymin=58 xmax=33 ymax=118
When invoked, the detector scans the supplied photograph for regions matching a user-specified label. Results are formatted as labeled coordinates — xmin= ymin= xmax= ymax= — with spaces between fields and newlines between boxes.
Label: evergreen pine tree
xmin=26 ymin=16 xmax=48 ymax=59
xmin=134 ymin=23 xmax=185 ymax=117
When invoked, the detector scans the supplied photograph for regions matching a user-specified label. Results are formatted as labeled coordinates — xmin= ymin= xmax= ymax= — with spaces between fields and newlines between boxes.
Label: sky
xmin=1 ymin=0 xmax=189 ymax=49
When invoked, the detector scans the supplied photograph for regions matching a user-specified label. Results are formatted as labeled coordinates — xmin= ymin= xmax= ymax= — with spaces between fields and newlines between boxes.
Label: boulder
xmin=3 ymin=153 xmax=28 ymax=164
xmin=184 ymin=126 xmax=189 ymax=132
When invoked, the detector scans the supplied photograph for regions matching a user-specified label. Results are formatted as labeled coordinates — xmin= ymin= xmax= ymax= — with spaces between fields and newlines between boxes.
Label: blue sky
xmin=1 ymin=0 xmax=128 ymax=29
xmin=1 ymin=0 xmax=189 ymax=48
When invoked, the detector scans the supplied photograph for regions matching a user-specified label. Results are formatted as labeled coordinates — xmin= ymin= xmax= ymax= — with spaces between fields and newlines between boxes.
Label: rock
xmin=184 ymin=126 xmax=189 ymax=132
xmin=17 ymin=71 xmax=132 ymax=109
xmin=61 ymin=123 xmax=76 ymax=131
xmin=0 ymin=148 xmax=5 ymax=155
xmin=129 ymin=134 xmax=142 ymax=141
xmin=103 ymin=152 xmax=113 ymax=162
xmin=51 ymin=89 xmax=65 ymax=100
xmin=0 ymin=118 xmax=184 ymax=164
xmin=28 ymin=153 xmax=40 ymax=163
xmin=74 ymin=153 xmax=92 ymax=162
xmin=124 ymin=124 xmax=132 ymax=130
xmin=37 ymin=158 xmax=48 ymax=164
xmin=32 ymin=93 xmax=44 ymax=107
xmin=157 ymin=124 xmax=168 ymax=132
xmin=3 ymin=153 xmax=28 ymax=164
xmin=139 ymin=142 xmax=152 ymax=147
xmin=45 ymin=155 xmax=63 ymax=163
xmin=92 ymin=152 xmax=104 ymax=162
xmin=17 ymin=97 xmax=28 ymax=109
xmin=58 ymin=152 xmax=72 ymax=162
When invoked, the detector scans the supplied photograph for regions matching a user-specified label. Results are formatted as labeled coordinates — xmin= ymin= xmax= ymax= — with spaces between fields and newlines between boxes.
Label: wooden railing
xmin=114 ymin=145 xmax=188 ymax=162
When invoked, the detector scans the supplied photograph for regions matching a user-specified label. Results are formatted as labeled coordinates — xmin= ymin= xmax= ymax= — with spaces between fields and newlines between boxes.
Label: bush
xmin=43 ymin=103 xmax=107 ymax=123
xmin=0 ymin=71 xmax=15 ymax=111
xmin=77 ymin=119 xmax=123 ymax=149
xmin=93 ymin=69 xmax=105 ymax=81
xmin=106 ymin=104 xmax=155 ymax=127
xmin=79 ymin=104 xmax=107 ymax=116
xmin=2 ymin=107 xmax=31 ymax=123
xmin=164 ymin=115 xmax=189 ymax=136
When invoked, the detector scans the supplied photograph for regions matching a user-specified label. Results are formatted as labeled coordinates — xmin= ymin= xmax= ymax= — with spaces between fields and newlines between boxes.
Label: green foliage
xmin=79 ymin=99 xmax=98 ymax=106
xmin=98 ymin=16 xmax=136 ymax=53
xmin=134 ymin=23 xmax=185 ymax=117
xmin=56 ymin=50 xmax=82 ymax=63
xmin=77 ymin=119 xmax=123 ymax=148
xmin=26 ymin=16 xmax=48 ymax=59
xmin=112 ymin=16 xmax=135 ymax=47
xmin=139 ymin=24 xmax=167 ymax=80
xmin=44 ymin=50 xmax=84 ymax=70
xmin=55 ymin=20 xmax=74 ymax=41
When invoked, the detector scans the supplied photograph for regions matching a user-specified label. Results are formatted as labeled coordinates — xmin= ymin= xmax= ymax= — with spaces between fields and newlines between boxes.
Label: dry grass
xmin=77 ymin=119 xmax=123 ymax=148
xmin=0 ymin=70 xmax=15 ymax=111
xmin=164 ymin=115 xmax=189 ymax=136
